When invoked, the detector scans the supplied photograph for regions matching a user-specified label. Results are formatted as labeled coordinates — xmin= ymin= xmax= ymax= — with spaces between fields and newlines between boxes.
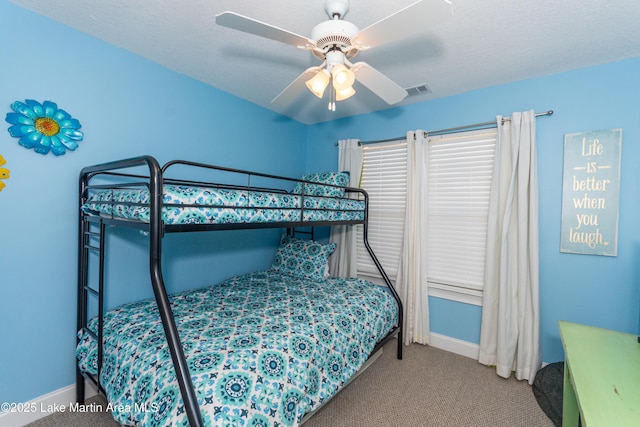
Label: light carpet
xmin=27 ymin=340 xmax=553 ymax=427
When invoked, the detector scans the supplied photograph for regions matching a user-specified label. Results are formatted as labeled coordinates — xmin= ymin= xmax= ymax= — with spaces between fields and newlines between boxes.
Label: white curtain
xmin=329 ymin=139 xmax=363 ymax=277
xmin=478 ymin=111 xmax=541 ymax=384
xmin=395 ymin=130 xmax=430 ymax=345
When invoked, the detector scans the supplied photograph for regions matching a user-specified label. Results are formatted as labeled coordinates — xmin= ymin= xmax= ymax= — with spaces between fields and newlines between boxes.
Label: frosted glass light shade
xmin=331 ymin=64 xmax=355 ymax=91
xmin=335 ymin=86 xmax=356 ymax=101
xmin=305 ymin=69 xmax=331 ymax=98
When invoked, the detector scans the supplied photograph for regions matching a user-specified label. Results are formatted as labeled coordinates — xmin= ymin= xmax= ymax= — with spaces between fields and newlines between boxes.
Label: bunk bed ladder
xmin=76 ymin=217 xmax=106 ymax=401
xmin=78 ymin=156 xmax=205 ymax=427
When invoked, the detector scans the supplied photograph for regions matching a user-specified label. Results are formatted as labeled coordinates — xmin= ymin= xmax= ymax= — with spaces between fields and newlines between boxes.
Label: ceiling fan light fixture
xmin=218 ymin=0 xmax=454 ymax=112
xmin=331 ymin=63 xmax=355 ymax=91
xmin=305 ymin=69 xmax=331 ymax=98
xmin=335 ymin=86 xmax=355 ymax=101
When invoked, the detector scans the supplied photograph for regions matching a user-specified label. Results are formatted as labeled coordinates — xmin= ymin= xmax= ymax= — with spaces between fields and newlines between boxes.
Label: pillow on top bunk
xmin=271 ymin=235 xmax=336 ymax=281
xmin=291 ymin=172 xmax=350 ymax=198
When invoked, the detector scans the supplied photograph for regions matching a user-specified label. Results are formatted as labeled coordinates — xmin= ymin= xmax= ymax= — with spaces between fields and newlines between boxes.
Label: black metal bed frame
xmin=76 ymin=155 xmax=403 ymax=427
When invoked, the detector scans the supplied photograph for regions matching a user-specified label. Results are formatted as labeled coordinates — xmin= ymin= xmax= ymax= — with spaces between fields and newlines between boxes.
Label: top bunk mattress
xmin=82 ymin=184 xmax=365 ymax=225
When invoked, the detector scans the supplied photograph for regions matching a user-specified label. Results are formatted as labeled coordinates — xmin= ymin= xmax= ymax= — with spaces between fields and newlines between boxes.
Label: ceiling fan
xmin=216 ymin=0 xmax=453 ymax=111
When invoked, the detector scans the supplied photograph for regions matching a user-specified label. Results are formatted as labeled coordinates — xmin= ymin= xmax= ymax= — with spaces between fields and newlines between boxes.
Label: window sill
xmin=427 ymin=282 xmax=483 ymax=306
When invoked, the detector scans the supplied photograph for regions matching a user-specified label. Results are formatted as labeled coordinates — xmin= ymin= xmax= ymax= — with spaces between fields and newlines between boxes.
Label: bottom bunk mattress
xmin=76 ymin=270 xmax=399 ymax=427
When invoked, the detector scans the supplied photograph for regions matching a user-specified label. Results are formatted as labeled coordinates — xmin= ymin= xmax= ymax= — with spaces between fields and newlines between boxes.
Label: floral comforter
xmin=81 ymin=185 xmax=364 ymax=225
xmin=76 ymin=270 xmax=398 ymax=426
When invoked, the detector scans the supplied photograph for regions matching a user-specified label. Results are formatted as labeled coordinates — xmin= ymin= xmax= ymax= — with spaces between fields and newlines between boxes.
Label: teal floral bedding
xmin=81 ymin=185 xmax=364 ymax=225
xmin=76 ymin=270 xmax=398 ymax=426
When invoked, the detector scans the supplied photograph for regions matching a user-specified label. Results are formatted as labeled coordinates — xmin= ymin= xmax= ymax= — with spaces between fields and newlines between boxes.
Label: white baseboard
xmin=429 ymin=332 xmax=479 ymax=360
xmin=0 ymin=380 xmax=98 ymax=427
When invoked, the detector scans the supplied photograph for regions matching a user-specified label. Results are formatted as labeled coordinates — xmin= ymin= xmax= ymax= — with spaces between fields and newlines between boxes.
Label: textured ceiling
xmin=10 ymin=0 xmax=640 ymax=124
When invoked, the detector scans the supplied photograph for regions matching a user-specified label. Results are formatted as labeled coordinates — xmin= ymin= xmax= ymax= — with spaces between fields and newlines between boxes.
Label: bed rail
xmin=80 ymin=158 xmax=368 ymax=233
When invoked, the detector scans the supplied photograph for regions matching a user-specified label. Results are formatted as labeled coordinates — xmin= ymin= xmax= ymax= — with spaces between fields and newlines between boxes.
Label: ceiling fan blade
xmin=271 ymin=66 xmax=322 ymax=108
xmin=352 ymin=0 xmax=453 ymax=50
xmin=216 ymin=11 xmax=315 ymax=49
xmin=351 ymin=62 xmax=408 ymax=105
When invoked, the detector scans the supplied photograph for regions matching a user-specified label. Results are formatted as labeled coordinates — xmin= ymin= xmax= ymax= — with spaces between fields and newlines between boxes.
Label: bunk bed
xmin=75 ymin=155 xmax=403 ymax=427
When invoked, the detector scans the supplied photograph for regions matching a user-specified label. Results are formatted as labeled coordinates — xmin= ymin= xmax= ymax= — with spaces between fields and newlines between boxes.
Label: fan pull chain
xmin=328 ymin=83 xmax=336 ymax=111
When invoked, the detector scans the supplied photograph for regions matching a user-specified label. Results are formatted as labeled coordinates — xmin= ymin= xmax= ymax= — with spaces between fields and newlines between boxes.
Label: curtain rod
xmin=344 ymin=110 xmax=554 ymax=146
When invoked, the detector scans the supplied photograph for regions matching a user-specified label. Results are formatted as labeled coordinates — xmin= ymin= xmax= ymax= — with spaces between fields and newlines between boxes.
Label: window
xmin=356 ymin=140 xmax=407 ymax=284
xmin=356 ymin=129 xmax=496 ymax=305
xmin=426 ymin=129 xmax=496 ymax=305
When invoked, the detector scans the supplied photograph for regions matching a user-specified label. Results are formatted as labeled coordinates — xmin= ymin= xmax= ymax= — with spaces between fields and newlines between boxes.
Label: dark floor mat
xmin=532 ymin=362 xmax=565 ymax=427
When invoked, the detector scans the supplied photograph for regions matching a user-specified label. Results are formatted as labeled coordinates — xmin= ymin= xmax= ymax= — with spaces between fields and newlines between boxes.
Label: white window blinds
xmin=355 ymin=129 xmax=496 ymax=300
xmin=426 ymin=129 xmax=496 ymax=292
xmin=356 ymin=140 xmax=407 ymax=283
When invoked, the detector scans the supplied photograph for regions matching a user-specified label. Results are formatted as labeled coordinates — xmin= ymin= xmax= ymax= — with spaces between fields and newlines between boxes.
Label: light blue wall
xmin=0 ymin=1 xmax=307 ymax=404
xmin=306 ymin=57 xmax=640 ymax=364
xmin=429 ymin=297 xmax=482 ymax=343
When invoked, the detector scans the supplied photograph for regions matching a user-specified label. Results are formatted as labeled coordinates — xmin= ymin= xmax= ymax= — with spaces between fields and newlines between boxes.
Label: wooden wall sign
xmin=560 ymin=128 xmax=622 ymax=256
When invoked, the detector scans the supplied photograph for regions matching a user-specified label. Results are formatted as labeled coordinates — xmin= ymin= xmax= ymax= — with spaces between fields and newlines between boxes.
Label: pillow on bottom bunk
xmin=271 ymin=235 xmax=336 ymax=281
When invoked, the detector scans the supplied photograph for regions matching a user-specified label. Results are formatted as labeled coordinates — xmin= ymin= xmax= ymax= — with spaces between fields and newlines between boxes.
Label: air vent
xmin=405 ymin=84 xmax=431 ymax=97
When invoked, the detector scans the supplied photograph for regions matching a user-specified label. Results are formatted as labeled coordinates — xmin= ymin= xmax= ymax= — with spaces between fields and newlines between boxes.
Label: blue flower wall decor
xmin=5 ymin=99 xmax=84 ymax=155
